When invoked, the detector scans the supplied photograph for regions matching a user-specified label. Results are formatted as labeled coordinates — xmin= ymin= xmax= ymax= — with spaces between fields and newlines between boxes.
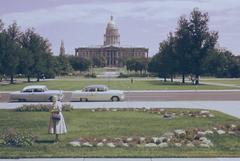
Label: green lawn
xmin=203 ymin=79 xmax=240 ymax=86
xmin=0 ymin=109 xmax=239 ymax=158
xmin=0 ymin=79 xmax=236 ymax=91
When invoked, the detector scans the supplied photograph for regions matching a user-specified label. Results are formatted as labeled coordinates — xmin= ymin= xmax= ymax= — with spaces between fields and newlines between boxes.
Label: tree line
xmin=148 ymin=8 xmax=240 ymax=84
xmin=0 ymin=20 xmax=98 ymax=83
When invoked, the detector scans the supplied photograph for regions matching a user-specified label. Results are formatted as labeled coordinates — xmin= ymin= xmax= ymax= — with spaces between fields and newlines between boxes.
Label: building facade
xmin=75 ymin=16 xmax=148 ymax=67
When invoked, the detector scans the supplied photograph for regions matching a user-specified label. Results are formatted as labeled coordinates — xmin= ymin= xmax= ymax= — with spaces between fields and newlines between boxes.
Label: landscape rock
xmin=97 ymin=142 xmax=104 ymax=147
xmin=82 ymin=142 xmax=93 ymax=147
xmin=127 ymin=137 xmax=133 ymax=142
xmin=200 ymin=110 xmax=210 ymax=115
xmin=205 ymin=130 xmax=214 ymax=135
xmin=69 ymin=141 xmax=81 ymax=147
xmin=106 ymin=143 xmax=116 ymax=148
xmin=122 ymin=143 xmax=129 ymax=147
xmin=174 ymin=129 xmax=186 ymax=138
xmin=186 ymin=142 xmax=195 ymax=148
xmin=174 ymin=143 xmax=182 ymax=147
xmin=158 ymin=142 xmax=168 ymax=148
xmin=228 ymin=131 xmax=236 ymax=135
xmin=145 ymin=143 xmax=157 ymax=148
xmin=217 ymin=130 xmax=226 ymax=135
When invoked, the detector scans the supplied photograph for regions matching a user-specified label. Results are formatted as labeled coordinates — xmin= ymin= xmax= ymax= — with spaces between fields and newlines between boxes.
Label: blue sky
xmin=1 ymin=0 xmax=240 ymax=56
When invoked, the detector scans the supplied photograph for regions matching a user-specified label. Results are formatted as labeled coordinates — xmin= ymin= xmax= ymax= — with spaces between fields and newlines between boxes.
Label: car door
xmin=87 ymin=87 xmax=97 ymax=101
xmin=96 ymin=87 xmax=108 ymax=101
xmin=21 ymin=88 xmax=33 ymax=101
xmin=32 ymin=88 xmax=46 ymax=101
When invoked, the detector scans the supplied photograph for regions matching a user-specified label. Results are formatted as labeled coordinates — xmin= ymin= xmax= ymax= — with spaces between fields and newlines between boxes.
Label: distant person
xmin=48 ymin=96 xmax=67 ymax=142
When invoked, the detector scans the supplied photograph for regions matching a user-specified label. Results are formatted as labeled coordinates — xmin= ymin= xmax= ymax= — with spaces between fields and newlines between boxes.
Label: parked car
xmin=10 ymin=85 xmax=64 ymax=102
xmin=71 ymin=85 xmax=125 ymax=102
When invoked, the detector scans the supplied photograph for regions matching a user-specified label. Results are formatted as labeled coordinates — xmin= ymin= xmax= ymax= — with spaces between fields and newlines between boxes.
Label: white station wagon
xmin=10 ymin=85 xmax=64 ymax=102
xmin=71 ymin=85 xmax=125 ymax=102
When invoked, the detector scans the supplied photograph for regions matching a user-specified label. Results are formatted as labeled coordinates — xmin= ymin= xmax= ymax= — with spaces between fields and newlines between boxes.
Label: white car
xmin=71 ymin=85 xmax=125 ymax=102
xmin=10 ymin=85 xmax=64 ymax=102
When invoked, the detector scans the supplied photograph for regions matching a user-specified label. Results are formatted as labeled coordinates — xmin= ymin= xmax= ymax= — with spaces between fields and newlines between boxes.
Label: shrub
xmin=16 ymin=104 xmax=73 ymax=112
xmin=0 ymin=128 xmax=36 ymax=146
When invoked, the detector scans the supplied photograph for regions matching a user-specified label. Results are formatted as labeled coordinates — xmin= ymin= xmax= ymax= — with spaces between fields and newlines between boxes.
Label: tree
xmin=68 ymin=56 xmax=91 ymax=72
xmin=18 ymin=28 xmax=35 ymax=82
xmin=188 ymin=8 xmax=218 ymax=84
xmin=1 ymin=22 xmax=22 ymax=84
xmin=148 ymin=33 xmax=178 ymax=82
xmin=92 ymin=55 xmax=106 ymax=67
xmin=174 ymin=16 xmax=192 ymax=83
xmin=0 ymin=19 xmax=5 ymax=81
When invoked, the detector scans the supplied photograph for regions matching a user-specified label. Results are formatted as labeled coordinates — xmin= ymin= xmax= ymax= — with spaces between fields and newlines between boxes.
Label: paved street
xmin=1 ymin=90 xmax=240 ymax=102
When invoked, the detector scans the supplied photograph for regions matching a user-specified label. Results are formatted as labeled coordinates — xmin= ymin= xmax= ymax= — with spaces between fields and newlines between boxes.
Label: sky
xmin=0 ymin=0 xmax=240 ymax=56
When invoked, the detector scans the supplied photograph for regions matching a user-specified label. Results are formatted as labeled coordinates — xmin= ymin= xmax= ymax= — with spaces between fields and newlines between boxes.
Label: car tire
xmin=111 ymin=96 xmax=120 ymax=102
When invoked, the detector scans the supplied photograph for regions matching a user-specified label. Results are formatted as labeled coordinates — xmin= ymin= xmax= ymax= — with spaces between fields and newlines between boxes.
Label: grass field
xmin=202 ymin=79 xmax=240 ymax=86
xmin=0 ymin=79 xmax=236 ymax=91
xmin=0 ymin=109 xmax=239 ymax=158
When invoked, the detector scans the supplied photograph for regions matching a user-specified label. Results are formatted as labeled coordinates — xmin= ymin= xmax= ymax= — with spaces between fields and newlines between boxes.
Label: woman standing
xmin=48 ymin=95 xmax=67 ymax=142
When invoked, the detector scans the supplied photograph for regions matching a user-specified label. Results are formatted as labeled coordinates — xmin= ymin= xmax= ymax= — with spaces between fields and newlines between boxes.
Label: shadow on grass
xmin=146 ymin=80 xmax=197 ymax=86
xmin=35 ymin=139 xmax=55 ymax=144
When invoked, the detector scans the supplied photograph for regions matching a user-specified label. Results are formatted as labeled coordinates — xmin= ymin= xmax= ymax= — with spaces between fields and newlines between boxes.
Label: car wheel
xmin=49 ymin=96 xmax=54 ymax=102
xmin=111 ymin=96 xmax=120 ymax=102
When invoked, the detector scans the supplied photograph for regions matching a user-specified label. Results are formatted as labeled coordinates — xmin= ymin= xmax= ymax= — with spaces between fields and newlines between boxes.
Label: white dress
xmin=48 ymin=101 xmax=67 ymax=134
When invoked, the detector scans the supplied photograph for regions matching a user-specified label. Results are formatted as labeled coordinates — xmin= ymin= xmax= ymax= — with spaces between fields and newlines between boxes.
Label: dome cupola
xmin=104 ymin=16 xmax=120 ymax=46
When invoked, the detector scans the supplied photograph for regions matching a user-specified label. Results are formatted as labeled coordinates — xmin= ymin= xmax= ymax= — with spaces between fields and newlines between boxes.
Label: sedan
xmin=71 ymin=85 xmax=125 ymax=102
xmin=10 ymin=85 xmax=64 ymax=102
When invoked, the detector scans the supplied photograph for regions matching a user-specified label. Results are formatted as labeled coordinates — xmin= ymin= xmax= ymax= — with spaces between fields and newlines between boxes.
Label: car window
xmin=97 ymin=88 xmax=106 ymax=92
xmin=23 ymin=89 xmax=33 ymax=93
xmin=88 ymin=88 xmax=96 ymax=92
xmin=33 ymin=88 xmax=44 ymax=92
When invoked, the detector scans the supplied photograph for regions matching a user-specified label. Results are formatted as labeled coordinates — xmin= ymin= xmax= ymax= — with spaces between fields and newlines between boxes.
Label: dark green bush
xmin=16 ymin=104 xmax=73 ymax=112
xmin=0 ymin=128 xmax=36 ymax=146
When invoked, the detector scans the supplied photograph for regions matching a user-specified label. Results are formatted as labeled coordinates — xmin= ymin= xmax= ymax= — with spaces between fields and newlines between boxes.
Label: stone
xmin=158 ymin=143 xmax=168 ymax=148
xmin=140 ymin=137 xmax=145 ymax=142
xmin=217 ymin=130 xmax=226 ymax=135
xmin=97 ymin=142 xmax=104 ymax=147
xmin=174 ymin=143 xmax=182 ymax=147
xmin=145 ymin=143 xmax=157 ymax=148
xmin=102 ymin=139 xmax=107 ymax=142
xmin=82 ymin=142 xmax=93 ymax=147
xmin=122 ymin=143 xmax=129 ymax=147
xmin=228 ymin=131 xmax=236 ymax=135
xmin=163 ymin=113 xmax=173 ymax=119
xmin=159 ymin=137 xmax=167 ymax=143
xmin=127 ymin=137 xmax=133 ymax=142
xmin=186 ymin=143 xmax=195 ymax=148
xmin=174 ymin=129 xmax=186 ymax=138
xmin=231 ymin=124 xmax=237 ymax=128
xmin=152 ymin=137 xmax=159 ymax=143
xmin=200 ymin=110 xmax=210 ymax=115
xmin=199 ymin=137 xmax=213 ymax=147
xmin=69 ymin=141 xmax=81 ymax=147
xmin=112 ymin=109 xmax=118 ymax=112
xmin=197 ymin=131 xmax=206 ymax=136
xmin=205 ymin=130 xmax=214 ymax=135
xmin=106 ymin=143 xmax=116 ymax=148
xmin=91 ymin=109 xmax=95 ymax=112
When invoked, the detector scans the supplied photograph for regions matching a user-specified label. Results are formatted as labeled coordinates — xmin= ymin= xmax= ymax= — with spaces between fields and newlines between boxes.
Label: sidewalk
xmin=1 ymin=158 xmax=239 ymax=161
xmin=1 ymin=101 xmax=240 ymax=118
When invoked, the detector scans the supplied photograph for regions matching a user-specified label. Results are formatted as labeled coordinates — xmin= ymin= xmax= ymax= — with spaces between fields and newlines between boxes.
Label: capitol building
xmin=75 ymin=16 xmax=149 ymax=67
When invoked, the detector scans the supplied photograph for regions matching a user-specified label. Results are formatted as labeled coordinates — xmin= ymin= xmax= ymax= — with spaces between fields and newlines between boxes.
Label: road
xmin=1 ymin=90 xmax=240 ymax=102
